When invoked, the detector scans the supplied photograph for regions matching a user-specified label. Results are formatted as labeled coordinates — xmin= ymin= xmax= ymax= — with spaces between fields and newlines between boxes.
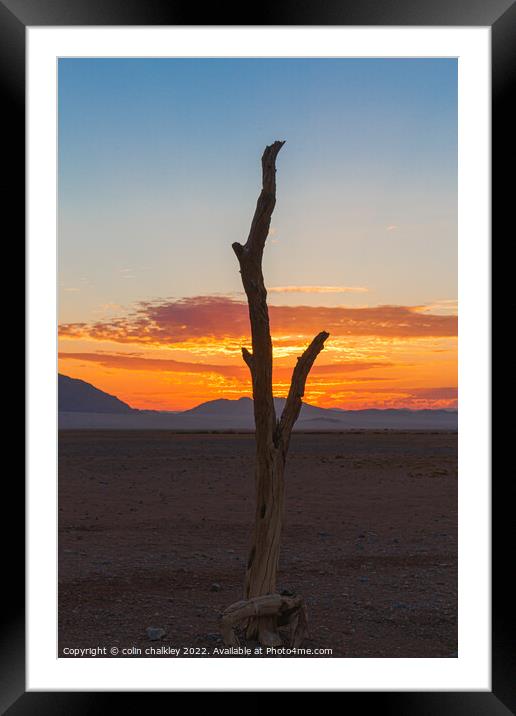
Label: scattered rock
xmin=146 ymin=627 xmax=166 ymax=641
xmin=210 ymin=582 xmax=221 ymax=592
xmin=280 ymin=588 xmax=295 ymax=596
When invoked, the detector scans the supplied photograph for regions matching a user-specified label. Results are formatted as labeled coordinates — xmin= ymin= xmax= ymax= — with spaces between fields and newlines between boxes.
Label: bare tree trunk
xmin=232 ymin=141 xmax=329 ymax=646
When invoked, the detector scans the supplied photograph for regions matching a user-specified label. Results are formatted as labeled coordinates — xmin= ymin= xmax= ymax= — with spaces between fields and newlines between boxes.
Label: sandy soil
xmin=58 ymin=430 xmax=457 ymax=658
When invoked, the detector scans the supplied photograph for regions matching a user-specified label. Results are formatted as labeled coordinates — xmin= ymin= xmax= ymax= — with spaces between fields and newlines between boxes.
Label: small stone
xmin=210 ymin=582 xmax=221 ymax=592
xmin=146 ymin=627 xmax=166 ymax=641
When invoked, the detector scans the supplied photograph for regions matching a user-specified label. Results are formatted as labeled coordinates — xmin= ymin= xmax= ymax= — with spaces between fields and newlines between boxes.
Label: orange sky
xmin=58 ymin=295 xmax=457 ymax=411
xmin=58 ymin=59 xmax=457 ymax=413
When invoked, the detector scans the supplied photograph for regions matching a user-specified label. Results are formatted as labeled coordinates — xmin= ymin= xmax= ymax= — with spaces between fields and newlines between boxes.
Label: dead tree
xmin=228 ymin=141 xmax=329 ymax=646
xmin=221 ymin=594 xmax=308 ymax=649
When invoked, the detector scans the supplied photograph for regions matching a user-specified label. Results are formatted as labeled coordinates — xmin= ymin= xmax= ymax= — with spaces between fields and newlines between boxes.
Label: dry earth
xmin=58 ymin=430 xmax=457 ymax=658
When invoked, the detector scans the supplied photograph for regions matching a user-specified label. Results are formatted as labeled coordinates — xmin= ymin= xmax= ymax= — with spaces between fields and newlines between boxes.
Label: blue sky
xmin=58 ymin=58 xmax=457 ymax=322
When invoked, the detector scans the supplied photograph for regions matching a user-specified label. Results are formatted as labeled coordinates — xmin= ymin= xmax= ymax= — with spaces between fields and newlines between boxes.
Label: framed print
xmin=6 ymin=0 xmax=513 ymax=708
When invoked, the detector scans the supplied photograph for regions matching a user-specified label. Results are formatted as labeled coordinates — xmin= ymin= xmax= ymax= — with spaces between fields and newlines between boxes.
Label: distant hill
xmin=59 ymin=376 xmax=457 ymax=431
xmin=58 ymin=374 xmax=134 ymax=414
xmin=182 ymin=396 xmax=457 ymax=430
xmin=184 ymin=396 xmax=355 ymax=421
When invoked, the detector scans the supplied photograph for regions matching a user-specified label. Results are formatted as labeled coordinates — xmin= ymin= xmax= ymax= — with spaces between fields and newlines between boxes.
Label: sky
xmin=58 ymin=58 xmax=457 ymax=411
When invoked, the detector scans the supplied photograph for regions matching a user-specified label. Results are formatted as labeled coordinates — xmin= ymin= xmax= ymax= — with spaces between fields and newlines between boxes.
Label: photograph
xmin=57 ymin=57 xmax=459 ymax=659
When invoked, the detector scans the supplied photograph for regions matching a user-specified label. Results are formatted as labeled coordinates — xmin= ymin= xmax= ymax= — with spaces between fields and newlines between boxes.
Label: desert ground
xmin=58 ymin=430 xmax=457 ymax=658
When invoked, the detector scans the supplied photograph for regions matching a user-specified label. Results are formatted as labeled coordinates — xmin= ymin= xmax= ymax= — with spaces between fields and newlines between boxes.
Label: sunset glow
xmin=58 ymin=58 xmax=457 ymax=411
xmin=58 ymin=296 xmax=457 ymax=411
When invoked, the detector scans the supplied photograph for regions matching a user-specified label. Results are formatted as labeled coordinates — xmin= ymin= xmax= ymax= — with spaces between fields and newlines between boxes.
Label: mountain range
xmin=58 ymin=374 xmax=134 ymax=413
xmin=58 ymin=374 xmax=457 ymax=431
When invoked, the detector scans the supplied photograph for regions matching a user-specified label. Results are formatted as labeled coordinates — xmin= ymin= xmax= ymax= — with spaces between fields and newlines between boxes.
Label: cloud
xmin=334 ymin=385 xmax=457 ymax=398
xmin=58 ymin=351 xmax=245 ymax=378
xmin=59 ymin=351 xmax=391 ymax=382
xmin=268 ymin=285 xmax=368 ymax=294
xmin=319 ymin=385 xmax=457 ymax=410
xmin=119 ymin=268 xmax=135 ymax=280
xmin=309 ymin=361 xmax=392 ymax=374
xmin=404 ymin=386 xmax=457 ymax=400
xmin=415 ymin=299 xmax=458 ymax=316
xmin=59 ymin=295 xmax=457 ymax=347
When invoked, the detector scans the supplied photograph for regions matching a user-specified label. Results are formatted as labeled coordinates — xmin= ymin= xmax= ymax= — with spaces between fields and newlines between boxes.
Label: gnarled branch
xmin=221 ymin=593 xmax=308 ymax=648
xmin=232 ymin=140 xmax=285 ymax=264
xmin=231 ymin=142 xmax=285 ymax=449
xmin=242 ymin=347 xmax=254 ymax=374
xmin=278 ymin=331 xmax=330 ymax=449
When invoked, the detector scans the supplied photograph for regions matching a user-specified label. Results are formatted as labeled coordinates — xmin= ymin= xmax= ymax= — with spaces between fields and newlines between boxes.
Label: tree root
xmin=221 ymin=593 xmax=308 ymax=648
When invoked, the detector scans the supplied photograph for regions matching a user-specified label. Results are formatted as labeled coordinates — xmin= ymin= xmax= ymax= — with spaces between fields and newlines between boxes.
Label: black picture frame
xmin=7 ymin=0 xmax=513 ymax=709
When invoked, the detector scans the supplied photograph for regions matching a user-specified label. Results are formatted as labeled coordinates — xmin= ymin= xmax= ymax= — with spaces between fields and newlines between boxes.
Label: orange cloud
xmin=317 ymin=385 xmax=458 ymax=410
xmin=59 ymin=296 xmax=457 ymax=347
xmin=58 ymin=352 xmax=245 ymax=378
xmin=58 ymin=296 xmax=457 ymax=411
xmin=58 ymin=351 xmax=391 ymax=381
xmin=268 ymin=285 xmax=368 ymax=294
